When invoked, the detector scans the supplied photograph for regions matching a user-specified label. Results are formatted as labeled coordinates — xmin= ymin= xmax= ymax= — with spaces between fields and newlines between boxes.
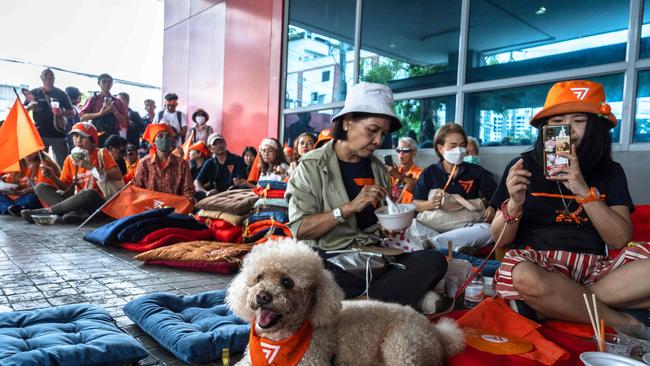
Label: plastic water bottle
xmin=463 ymin=269 xmax=485 ymax=309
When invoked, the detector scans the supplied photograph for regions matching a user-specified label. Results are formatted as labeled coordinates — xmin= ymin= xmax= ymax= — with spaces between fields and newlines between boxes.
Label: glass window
xmin=285 ymin=0 xmax=355 ymax=109
xmin=283 ymin=108 xmax=341 ymax=147
xmin=392 ymin=95 xmax=456 ymax=149
xmin=641 ymin=0 xmax=650 ymax=59
xmin=634 ymin=70 xmax=650 ymax=142
xmin=464 ymin=74 xmax=623 ymax=146
xmin=466 ymin=0 xmax=629 ymax=83
xmin=359 ymin=0 xmax=462 ymax=92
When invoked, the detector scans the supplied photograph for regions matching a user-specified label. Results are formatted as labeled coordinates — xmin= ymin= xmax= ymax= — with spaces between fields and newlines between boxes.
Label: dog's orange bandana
xmin=249 ymin=320 xmax=313 ymax=366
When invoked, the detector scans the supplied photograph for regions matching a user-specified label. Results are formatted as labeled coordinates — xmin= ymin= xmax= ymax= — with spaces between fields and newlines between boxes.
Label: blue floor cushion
xmin=0 ymin=304 xmax=148 ymax=366
xmin=123 ymin=290 xmax=250 ymax=365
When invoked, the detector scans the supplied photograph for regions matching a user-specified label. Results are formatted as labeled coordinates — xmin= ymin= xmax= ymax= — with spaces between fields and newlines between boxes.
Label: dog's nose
xmin=256 ymin=290 xmax=272 ymax=306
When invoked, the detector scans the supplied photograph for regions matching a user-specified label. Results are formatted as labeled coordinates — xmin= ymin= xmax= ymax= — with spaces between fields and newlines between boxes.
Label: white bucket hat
xmin=332 ymin=82 xmax=402 ymax=132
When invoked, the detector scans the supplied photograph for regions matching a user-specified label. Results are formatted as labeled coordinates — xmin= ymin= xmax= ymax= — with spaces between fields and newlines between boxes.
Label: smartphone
xmin=383 ymin=154 xmax=394 ymax=167
xmin=21 ymin=88 xmax=34 ymax=103
xmin=543 ymin=124 xmax=571 ymax=177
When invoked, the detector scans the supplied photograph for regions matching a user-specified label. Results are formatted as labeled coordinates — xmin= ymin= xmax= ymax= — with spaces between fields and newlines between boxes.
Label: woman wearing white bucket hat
xmin=286 ymin=82 xmax=447 ymax=309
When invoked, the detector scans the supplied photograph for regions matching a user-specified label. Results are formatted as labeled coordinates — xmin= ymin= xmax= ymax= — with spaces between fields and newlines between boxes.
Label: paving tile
xmin=7 ymin=292 xmax=46 ymax=304
xmin=2 ymin=285 xmax=40 ymax=296
xmin=0 ymin=305 xmax=13 ymax=313
xmin=47 ymin=294 xmax=88 ymax=306
xmin=11 ymin=299 xmax=51 ymax=311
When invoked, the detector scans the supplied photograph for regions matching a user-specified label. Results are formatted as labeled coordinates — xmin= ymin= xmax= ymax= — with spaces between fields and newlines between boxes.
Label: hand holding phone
xmin=21 ymin=88 xmax=34 ymax=103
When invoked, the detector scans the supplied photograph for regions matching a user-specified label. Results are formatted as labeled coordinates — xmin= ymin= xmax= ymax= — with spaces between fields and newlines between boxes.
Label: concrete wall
xmin=377 ymin=148 xmax=650 ymax=205
xmin=163 ymin=0 xmax=283 ymax=153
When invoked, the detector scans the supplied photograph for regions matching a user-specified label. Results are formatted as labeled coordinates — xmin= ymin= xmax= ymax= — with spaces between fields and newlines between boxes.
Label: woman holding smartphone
xmin=491 ymin=80 xmax=650 ymax=327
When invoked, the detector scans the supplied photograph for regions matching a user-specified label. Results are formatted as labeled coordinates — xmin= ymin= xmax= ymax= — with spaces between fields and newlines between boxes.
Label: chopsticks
xmin=583 ymin=293 xmax=605 ymax=352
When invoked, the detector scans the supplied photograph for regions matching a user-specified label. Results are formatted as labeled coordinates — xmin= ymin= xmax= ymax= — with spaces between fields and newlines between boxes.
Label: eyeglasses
xmin=358 ymin=121 xmax=388 ymax=141
xmin=396 ymin=148 xmax=414 ymax=153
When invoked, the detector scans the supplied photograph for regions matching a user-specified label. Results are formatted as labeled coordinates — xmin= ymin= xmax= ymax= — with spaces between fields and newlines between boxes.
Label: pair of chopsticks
xmin=583 ymin=293 xmax=605 ymax=352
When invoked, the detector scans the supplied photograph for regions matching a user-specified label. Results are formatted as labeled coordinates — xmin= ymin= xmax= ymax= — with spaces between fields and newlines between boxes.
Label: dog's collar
xmin=249 ymin=319 xmax=313 ymax=366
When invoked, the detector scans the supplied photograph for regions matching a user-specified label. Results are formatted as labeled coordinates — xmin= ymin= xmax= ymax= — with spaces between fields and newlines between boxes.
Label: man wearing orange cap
xmin=132 ymin=124 xmax=195 ymax=202
xmin=21 ymin=122 xmax=123 ymax=224
xmin=490 ymin=80 xmax=650 ymax=327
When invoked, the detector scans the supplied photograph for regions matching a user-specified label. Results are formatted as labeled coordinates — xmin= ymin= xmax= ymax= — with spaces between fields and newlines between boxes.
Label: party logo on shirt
xmin=458 ymin=179 xmax=474 ymax=194
xmin=227 ymin=165 xmax=234 ymax=173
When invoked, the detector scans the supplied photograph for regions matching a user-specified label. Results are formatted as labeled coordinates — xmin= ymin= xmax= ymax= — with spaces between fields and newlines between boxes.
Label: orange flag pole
xmin=75 ymin=181 xmax=133 ymax=231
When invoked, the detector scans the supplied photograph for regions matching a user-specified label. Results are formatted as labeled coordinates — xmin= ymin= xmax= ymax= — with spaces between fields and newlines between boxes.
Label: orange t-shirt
xmin=2 ymin=162 xmax=56 ymax=199
xmin=390 ymin=164 xmax=423 ymax=203
xmin=59 ymin=148 xmax=117 ymax=196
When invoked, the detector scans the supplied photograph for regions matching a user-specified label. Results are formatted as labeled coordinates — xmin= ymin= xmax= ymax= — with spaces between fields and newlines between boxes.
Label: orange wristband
xmin=575 ymin=187 xmax=601 ymax=204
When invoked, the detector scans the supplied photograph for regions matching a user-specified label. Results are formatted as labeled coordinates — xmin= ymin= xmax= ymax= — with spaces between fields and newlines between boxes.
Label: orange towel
xmin=457 ymin=298 xmax=569 ymax=365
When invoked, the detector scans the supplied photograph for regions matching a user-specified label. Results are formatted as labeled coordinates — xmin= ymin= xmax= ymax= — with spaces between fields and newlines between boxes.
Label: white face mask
xmin=443 ymin=147 xmax=467 ymax=165
xmin=195 ymin=116 xmax=206 ymax=124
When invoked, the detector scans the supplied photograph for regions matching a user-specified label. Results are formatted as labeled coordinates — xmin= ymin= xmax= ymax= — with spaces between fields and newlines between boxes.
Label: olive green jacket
xmin=285 ymin=140 xmax=390 ymax=251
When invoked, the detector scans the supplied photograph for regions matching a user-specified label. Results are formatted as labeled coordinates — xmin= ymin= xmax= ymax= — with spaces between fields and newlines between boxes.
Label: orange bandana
xmin=249 ymin=320 xmax=313 ymax=366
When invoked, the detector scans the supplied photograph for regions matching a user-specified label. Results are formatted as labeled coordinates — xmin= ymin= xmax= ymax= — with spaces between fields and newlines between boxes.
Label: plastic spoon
xmin=386 ymin=195 xmax=400 ymax=215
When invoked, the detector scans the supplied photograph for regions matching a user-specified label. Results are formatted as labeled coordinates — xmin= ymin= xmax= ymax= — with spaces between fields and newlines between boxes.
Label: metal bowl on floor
xmin=31 ymin=214 xmax=57 ymax=225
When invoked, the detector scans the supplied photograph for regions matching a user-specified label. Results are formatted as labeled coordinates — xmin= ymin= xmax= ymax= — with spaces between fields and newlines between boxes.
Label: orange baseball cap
xmin=315 ymin=128 xmax=333 ymax=148
xmin=142 ymin=123 xmax=177 ymax=144
xmin=68 ymin=122 xmax=99 ymax=145
xmin=530 ymin=80 xmax=617 ymax=128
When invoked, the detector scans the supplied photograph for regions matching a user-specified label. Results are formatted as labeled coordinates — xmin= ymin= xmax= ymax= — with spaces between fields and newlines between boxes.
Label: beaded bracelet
xmin=501 ymin=198 xmax=523 ymax=223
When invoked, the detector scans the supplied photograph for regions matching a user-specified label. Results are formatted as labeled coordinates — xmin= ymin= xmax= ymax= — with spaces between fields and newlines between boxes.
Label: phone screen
xmin=21 ymin=88 xmax=34 ymax=102
xmin=383 ymin=154 xmax=394 ymax=167
xmin=543 ymin=124 xmax=571 ymax=176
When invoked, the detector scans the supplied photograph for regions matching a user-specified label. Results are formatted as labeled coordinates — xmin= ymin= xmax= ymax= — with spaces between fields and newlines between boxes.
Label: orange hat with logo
xmin=142 ymin=123 xmax=177 ymax=144
xmin=189 ymin=141 xmax=210 ymax=158
xmin=530 ymin=80 xmax=617 ymax=128
xmin=315 ymin=128 xmax=333 ymax=148
xmin=68 ymin=122 xmax=99 ymax=145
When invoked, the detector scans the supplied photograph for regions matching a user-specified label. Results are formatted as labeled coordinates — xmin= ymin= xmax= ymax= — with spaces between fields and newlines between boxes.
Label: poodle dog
xmin=226 ymin=239 xmax=464 ymax=366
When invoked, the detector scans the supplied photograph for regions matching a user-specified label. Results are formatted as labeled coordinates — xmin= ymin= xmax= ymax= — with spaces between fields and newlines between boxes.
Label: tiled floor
xmin=0 ymin=216 xmax=238 ymax=365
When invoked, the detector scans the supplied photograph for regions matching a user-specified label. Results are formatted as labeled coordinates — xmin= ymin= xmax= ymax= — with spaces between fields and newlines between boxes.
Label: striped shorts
xmin=495 ymin=243 xmax=650 ymax=300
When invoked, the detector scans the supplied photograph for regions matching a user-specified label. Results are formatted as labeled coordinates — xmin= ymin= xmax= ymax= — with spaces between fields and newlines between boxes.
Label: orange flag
xmin=101 ymin=184 xmax=194 ymax=219
xmin=0 ymin=98 xmax=45 ymax=172
xmin=182 ymin=129 xmax=195 ymax=160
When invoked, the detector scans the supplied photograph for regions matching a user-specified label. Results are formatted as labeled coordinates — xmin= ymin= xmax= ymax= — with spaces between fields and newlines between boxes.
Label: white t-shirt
xmin=155 ymin=110 xmax=185 ymax=133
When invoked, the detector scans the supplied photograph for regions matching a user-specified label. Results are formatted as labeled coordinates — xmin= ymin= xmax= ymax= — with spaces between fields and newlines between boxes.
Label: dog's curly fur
xmin=226 ymin=239 xmax=464 ymax=366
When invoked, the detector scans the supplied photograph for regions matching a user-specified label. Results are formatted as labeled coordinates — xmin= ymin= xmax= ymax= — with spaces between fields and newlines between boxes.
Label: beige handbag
xmin=416 ymin=165 xmax=485 ymax=233
xmin=96 ymin=148 xmax=125 ymax=199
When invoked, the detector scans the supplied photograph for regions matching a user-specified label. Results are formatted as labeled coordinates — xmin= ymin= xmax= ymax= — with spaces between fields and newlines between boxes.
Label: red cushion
xmin=631 ymin=204 xmax=650 ymax=242
xmin=118 ymin=229 xmax=215 ymax=252
xmin=143 ymin=260 xmax=239 ymax=274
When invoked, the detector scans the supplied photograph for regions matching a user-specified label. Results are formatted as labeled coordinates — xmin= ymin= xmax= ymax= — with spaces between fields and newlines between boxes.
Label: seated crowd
xmin=2 ymin=68 xmax=649 ymax=328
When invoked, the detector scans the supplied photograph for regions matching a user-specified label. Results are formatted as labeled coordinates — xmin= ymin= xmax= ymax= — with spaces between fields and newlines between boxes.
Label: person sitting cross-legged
xmin=21 ymin=122 xmax=123 ymax=224
xmin=0 ymin=152 xmax=60 ymax=216
xmin=491 ymin=80 xmax=650 ymax=327
xmin=131 ymin=123 xmax=195 ymax=203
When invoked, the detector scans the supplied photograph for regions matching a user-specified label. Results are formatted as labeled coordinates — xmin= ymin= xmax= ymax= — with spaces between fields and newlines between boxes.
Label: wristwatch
xmin=576 ymin=187 xmax=601 ymax=205
xmin=332 ymin=207 xmax=346 ymax=223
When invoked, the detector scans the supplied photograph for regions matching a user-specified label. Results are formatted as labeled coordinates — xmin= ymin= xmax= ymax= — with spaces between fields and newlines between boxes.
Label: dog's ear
xmin=226 ymin=271 xmax=255 ymax=322
xmin=310 ymin=268 xmax=344 ymax=327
